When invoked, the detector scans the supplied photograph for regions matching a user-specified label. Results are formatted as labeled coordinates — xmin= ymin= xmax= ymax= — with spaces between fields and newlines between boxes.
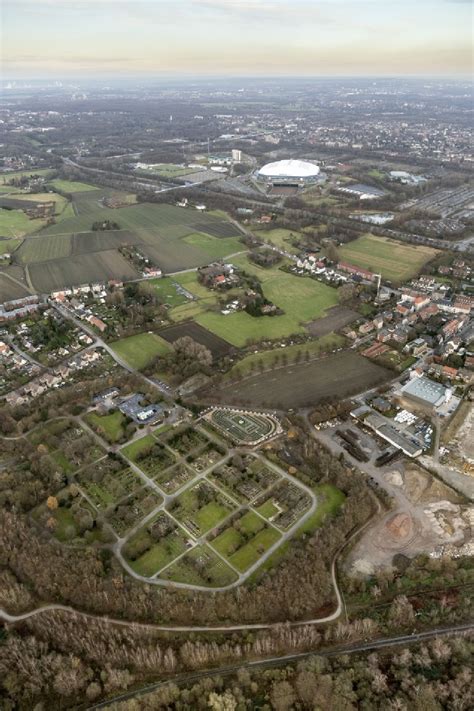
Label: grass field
xmin=85 ymin=411 xmax=126 ymax=443
xmin=124 ymin=513 xmax=188 ymax=577
xmin=121 ymin=434 xmax=156 ymax=461
xmin=49 ymin=179 xmax=100 ymax=193
xmin=159 ymin=543 xmax=238 ymax=587
xmin=339 ymin=233 xmax=438 ymax=282
xmin=110 ymin=332 xmax=171 ymax=370
xmin=230 ymin=527 xmax=281 ymax=571
xmin=0 ymin=208 xmax=46 ymax=238
xmin=0 ymin=238 xmax=20 ymax=255
xmin=299 ymin=483 xmax=346 ymax=534
xmin=254 ymin=228 xmax=303 ymax=250
xmin=148 ymin=277 xmax=189 ymax=308
xmin=211 ymin=510 xmax=281 ymax=572
xmin=179 ymin=257 xmax=339 ymax=347
xmin=136 ymin=163 xmax=200 ymax=178
xmin=183 ymin=232 xmax=243 ymax=258
xmin=172 ymin=482 xmax=236 ymax=536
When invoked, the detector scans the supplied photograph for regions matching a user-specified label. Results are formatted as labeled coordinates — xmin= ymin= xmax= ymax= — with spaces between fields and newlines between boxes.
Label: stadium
xmin=255 ymin=159 xmax=324 ymax=188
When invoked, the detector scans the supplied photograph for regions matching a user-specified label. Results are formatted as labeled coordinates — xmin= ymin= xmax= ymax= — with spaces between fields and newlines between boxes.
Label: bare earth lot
xmin=306 ymin=305 xmax=359 ymax=337
xmin=199 ymin=351 xmax=392 ymax=409
xmin=158 ymin=321 xmax=235 ymax=358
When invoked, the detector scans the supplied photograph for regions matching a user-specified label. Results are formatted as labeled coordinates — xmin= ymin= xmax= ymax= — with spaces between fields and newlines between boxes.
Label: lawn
xmin=0 ymin=208 xmax=46 ymax=238
xmin=172 ymin=483 xmax=235 ymax=535
xmin=299 ymin=484 xmax=346 ymax=534
xmin=128 ymin=536 xmax=186 ymax=577
xmin=11 ymin=192 xmax=76 ymax=226
xmin=110 ymin=332 xmax=171 ymax=370
xmin=339 ymin=233 xmax=439 ymax=283
xmin=124 ymin=514 xmax=188 ymax=577
xmin=254 ymin=228 xmax=303 ymax=250
xmin=159 ymin=544 xmax=238 ymax=587
xmin=49 ymin=179 xmax=100 ymax=193
xmin=256 ymin=499 xmax=280 ymax=520
xmin=229 ymin=527 xmax=281 ymax=572
xmin=121 ymin=434 xmax=156 ymax=461
xmin=148 ymin=277 xmax=189 ymax=308
xmin=85 ymin=410 xmax=126 ymax=443
xmin=136 ymin=163 xmax=199 ymax=179
xmin=194 ymin=258 xmax=339 ymax=346
xmin=0 ymin=238 xmax=20 ymax=254
xmin=211 ymin=510 xmax=281 ymax=572
xmin=183 ymin=232 xmax=243 ymax=258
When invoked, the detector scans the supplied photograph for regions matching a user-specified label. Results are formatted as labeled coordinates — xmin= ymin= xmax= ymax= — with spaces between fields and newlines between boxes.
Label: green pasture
xmin=110 ymin=332 xmax=171 ymax=370
xmin=0 ymin=208 xmax=46 ymax=238
xmin=49 ymin=179 xmax=100 ymax=193
xmin=339 ymin=233 xmax=438 ymax=283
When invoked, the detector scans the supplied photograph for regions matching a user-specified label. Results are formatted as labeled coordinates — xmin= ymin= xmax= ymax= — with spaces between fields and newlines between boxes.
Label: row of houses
xmin=5 ymin=349 xmax=101 ymax=406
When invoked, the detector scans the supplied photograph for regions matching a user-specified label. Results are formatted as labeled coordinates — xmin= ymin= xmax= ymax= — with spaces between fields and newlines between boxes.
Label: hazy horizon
xmin=2 ymin=0 xmax=472 ymax=79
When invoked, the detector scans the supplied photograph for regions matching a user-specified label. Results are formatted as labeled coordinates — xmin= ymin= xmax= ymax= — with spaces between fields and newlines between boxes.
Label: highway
xmin=84 ymin=622 xmax=474 ymax=710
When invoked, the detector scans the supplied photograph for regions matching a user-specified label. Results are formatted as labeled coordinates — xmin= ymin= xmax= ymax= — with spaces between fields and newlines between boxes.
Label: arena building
xmin=255 ymin=159 xmax=324 ymax=188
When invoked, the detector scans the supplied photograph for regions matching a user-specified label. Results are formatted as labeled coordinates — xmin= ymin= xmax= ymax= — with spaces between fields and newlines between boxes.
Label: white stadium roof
xmin=258 ymin=159 xmax=320 ymax=178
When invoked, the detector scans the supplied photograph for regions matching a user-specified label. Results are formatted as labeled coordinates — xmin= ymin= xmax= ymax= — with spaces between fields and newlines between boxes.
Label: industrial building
xmin=401 ymin=376 xmax=450 ymax=410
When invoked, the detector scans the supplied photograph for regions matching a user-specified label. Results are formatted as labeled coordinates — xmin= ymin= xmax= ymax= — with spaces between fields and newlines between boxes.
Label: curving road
xmin=0 ymin=496 xmax=380 ymax=632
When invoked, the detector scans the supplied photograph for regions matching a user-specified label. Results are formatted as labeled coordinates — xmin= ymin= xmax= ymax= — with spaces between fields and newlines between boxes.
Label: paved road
xmin=85 ymin=622 xmax=474 ymax=710
xmin=110 ymin=450 xmax=319 ymax=592
xmin=51 ymin=302 xmax=174 ymax=398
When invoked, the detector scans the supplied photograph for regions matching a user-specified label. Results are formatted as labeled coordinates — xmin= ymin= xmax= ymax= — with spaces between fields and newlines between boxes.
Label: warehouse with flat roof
xmin=401 ymin=376 xmax=450 ymax=409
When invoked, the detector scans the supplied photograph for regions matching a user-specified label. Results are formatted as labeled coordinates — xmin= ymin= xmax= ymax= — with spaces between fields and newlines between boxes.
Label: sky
xmin=2 ymin=0 xmax=473 ymax=78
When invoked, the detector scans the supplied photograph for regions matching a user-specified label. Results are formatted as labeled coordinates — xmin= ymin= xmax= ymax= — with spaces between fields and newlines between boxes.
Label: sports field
xmin=110 ymin=332 xmax=171 ymax=370
xmin=339 ymin=233 xmax=438 ymax=282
